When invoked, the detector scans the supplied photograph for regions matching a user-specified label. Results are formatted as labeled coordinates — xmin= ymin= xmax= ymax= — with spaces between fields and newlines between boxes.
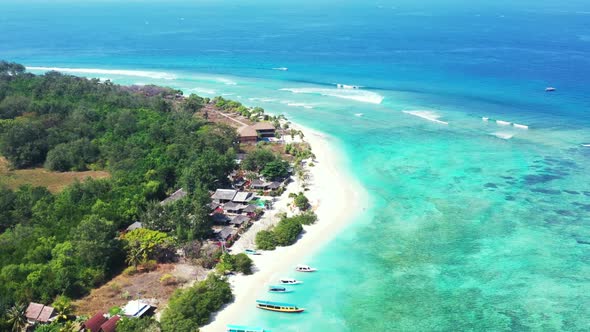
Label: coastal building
xmin=99 ymin=315 xmax=120 ymax=332
xmin=25 ymin=302 xmax=56 ymax=325
xmin=232 ymin=191 xmax=254 ymax=203
xmin=238 ymin=122 xmax=276 ymax=143
xmin=122 ymin=300 xmax=155 ymax=318
xmin=223 ymin=201 xmax=247 ymax=214
xmin=160 ymin=188 xmax=187 ymax=206
xmin=215 ymin=226 xmax=237 ymax=241
xmin=211 ymin=189 xmax=237 ymax=203
xmin=230 ymin=215 xmax=250 ymax=226
xmin=82 ymin=312 xmax=108 ymax=332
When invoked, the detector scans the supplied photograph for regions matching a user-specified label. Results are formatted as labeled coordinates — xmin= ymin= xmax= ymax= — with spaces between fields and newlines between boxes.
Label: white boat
xmin=279 ymin=278 xmax=303 ymax=285
xmin=295 ymin=265 xmax=317 ymax=272
xmin=272 ymin=67 xmax=288 ymax=71
xmin=545 ymin=87 xmax=556 ymax=92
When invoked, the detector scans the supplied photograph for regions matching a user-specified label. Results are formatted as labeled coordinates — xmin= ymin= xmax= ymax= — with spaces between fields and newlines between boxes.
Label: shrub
xmin=294 ymin=193 xmax=309 ymax=211
xmin=109 ymin=306 xmax=123 ymax=316
xmin=255 ymin=230 xmax=277 ymax=250
xmin=273 ymin=218 xmax=303 ymax=246
xmin=160 ymin=273 xmax=177 ymax=286
xmin=233 ymin=253 xmax=253 ymax=275
xmin=142 ymin=259 xmax=158 ymax=272
xmin=294 ymin=212 xmax=318 ymax=225
xmin=120 ymin=291 xmax=131 ymax=300
xmin=122 ymin=266 xmax=137 ymax=276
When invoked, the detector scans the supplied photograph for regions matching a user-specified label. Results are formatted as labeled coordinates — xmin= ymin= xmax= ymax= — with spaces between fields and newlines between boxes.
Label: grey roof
xmin=250 ymin=179 xmax=267 ymax=188
xmin=160 ymin=188 xmax=187 ymax=206
xmin=230 ymin=215 xmax=250 ymax=225
xmin=208 ymin=202 xmax=221 ymax=210
xmin=233 ymin=192 xmax=253 ymax=203
xmin=211 ymin=189 xmax=237 ymax=201
xmin=243 ymin=204 xmax=258 ymax=213
xmin=218 ymin=226 xmax=236 ymax=239
xmin=267 ymin=181 xmax=281 ymax=190
xmin=223 ymin=202 xmax=242 ymax=211
xmin=126 ymin=221 xmax=143 ymax=231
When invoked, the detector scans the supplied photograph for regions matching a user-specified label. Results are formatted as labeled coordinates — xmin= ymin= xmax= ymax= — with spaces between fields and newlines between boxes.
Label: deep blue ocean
xmin=2 ymin=0 xmax=590 ymax=331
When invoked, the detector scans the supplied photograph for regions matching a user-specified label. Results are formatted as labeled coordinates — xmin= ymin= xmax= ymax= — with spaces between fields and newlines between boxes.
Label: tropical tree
xmin=125 ymin=245 xmax=146 ymax=269
xmin=52 ymin=295 xmax=73 ymax=322
xmin=5 ymin=303 xmax=26 ymax=332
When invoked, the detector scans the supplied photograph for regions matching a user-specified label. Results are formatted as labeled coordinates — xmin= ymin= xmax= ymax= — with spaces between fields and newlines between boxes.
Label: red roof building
xmin=99 ymin=315 xmax=120 ymax=332
xmin=83 ymin=312 xmax=108 ymax=332
xmin=25 ymin=302 xmax=56 ymax=324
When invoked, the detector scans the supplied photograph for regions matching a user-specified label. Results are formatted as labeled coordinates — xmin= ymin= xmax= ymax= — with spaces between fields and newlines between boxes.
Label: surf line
xmin=482 ymin=116 xmax=529 ymax=129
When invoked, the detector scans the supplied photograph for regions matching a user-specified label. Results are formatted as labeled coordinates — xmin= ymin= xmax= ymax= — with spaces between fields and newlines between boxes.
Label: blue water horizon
xmin=2 ymin=0 xmax=590 ymax=330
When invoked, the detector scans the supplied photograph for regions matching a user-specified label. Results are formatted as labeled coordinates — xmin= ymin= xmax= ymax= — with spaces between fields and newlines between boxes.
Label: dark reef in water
xmin=484 ymin=183 xmax=498 ymax=188
xmin=563 ymin=190 xmax=580 ymax=195
xmin=505 ymin=195 xmax=515 ymax=201
xmin=530 ymin=188 xmax=561 ymax=195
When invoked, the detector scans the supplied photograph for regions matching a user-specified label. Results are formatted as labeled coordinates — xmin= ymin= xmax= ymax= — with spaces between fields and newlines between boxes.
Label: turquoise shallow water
xmin=4 ymin=0 xmax=590 ymax=330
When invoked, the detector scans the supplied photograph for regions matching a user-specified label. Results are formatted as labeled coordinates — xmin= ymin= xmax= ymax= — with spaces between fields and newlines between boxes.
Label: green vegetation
xmin=0 ymin=61 xmax=239 ymax=323
xmin=293 ymin=192 xmax=310 ymax=210
xmin=117 ymin=316 xmax=160 ymax=332
xmin=242 ymin=147 xmax=289 ymax=180
xmin=160 ymin=274 xmax=233 ymax=331
xmin=255 ymin=212 xmax=317 ymax=250
xmin=215 ymin=253 xmax=253 ymax=275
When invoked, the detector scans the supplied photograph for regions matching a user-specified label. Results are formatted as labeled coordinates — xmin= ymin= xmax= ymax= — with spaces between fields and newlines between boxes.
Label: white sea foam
xmin=221 ymin=93 xmax=235 ymax=96
xmin=215 ymin=77 xmax=237 ymax=85
xmin=286 ymin=102 xmax=314 ymax=109
xmin=133 ymin=82 xmax=146 ymax=86
xmin=492 ymin=132 xmax=514 ymax=139
xmin=27 ymin=66 xmax=177 ymax=80
xmin=513 ymin=123 xmax=529 ymax=130
xmin=402 ymin=110 xmax=448 ymax=125
xmin=482 ymin=117 xmax=489 ymax=121
xmin=191 ymin=87 xmax=216 ymax=95
xmin=496 ymin=120 xmax=511 ymax=126
xmin=582 ymin=144 xmax=590 ymax=147
xmin=280 ymin=87 xmax=383 ymax=104
xmin=355 ymin=113 xmax=364 ymax=117
xmin=272 ymin=67 xmax=288 ymax=71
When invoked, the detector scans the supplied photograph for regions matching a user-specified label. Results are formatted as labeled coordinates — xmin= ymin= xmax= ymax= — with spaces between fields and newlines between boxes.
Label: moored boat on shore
xmin=227 ymin=324 xmax=266 ymax=332
xmin=295 ymin=264 xmax=317 ymax=272
xmin=256 ymin=300 xmax=305 ymax=313
xmin=279 ymin=278 xmax=302 ymax=284
xmin=245 ymin=249 xmax=260 ymax=255
xmin=268 ymin=285 xmax=292 ymax=293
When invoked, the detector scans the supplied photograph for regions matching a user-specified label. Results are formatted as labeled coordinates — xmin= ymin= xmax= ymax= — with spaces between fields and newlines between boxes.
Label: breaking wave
xmin=402 ymin=110 xmax=448 ymax=125
xmin=27 ymin=66 xmax=177 ymax=80
xmin=280 ymin=87 xmax=383 ymax=104
xmin=492 ymin=132 xmax=514 ymax=140
xmin=191 ymin=87 xmax=216 ymax=95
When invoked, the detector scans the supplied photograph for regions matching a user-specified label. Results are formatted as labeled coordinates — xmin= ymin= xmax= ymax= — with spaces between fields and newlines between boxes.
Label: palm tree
xmin=52 ymin=295 xmax=72 ymax=322
xmin=5 ymin=303 xmax=27 ymax=332
xmin=126 ymin=245 xmax=146 ymax=269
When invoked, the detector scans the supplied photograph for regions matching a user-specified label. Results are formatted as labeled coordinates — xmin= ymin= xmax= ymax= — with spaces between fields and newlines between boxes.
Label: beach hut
xmin=82 ymin=312 xmax=108 ymax=332
xmin=232 ymin=191 xmax=254 ymax=204
xmin=99 ymin=315 xmax=120 ymax=332
xmin=212 ymin=189 xmax=238 ymax=203
xmin=160 ymin=188 xmax=187 ymax=206
xmin=250 ymin=179 xmax=268 ymax=190
xmin=224 ymin=202 xmax=246 ymax=214
xmin=25 ymin=303 xmax=56 ymax=325
xmin=230 ymin=215 xmax=250 ymax=226
xmin=122 ymin=300 xmax=155 ymax=318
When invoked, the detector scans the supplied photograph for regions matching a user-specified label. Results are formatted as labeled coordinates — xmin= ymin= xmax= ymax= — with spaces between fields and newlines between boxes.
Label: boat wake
xmin=26 ymin=66 xmax=177 ymax=80
xmin=482 ymin=117 xmax=529 ymax=129
xmin=280 ymin=87 xmax=383 ymax=104
xmin=402 ymin=110 xmax=448 ymax=125
xmin=272 ymin=67 xmax=289 ymax=71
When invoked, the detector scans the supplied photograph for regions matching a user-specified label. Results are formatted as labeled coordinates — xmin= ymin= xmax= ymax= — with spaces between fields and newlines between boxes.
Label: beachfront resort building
xmin=238 ymin=122 xmax=276 ymax=143
xmin=25 ymin=302 xmax=56 ymax=326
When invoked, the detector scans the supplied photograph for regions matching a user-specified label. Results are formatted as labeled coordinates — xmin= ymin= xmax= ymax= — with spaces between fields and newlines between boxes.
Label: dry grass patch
xmin=0 ymin=157 xmax=110 ymax=193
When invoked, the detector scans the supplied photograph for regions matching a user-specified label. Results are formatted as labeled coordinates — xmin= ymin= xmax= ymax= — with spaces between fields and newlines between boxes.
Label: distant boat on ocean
xmin=545 ymin=87 xmax=556 ymax=92
xmin=256 ymin=300 xmax=305 ymax=313
xmin=295 ymin=264 xmax=317 ymax=272
xmin=272 ymin=67 xmax=288 ymax=71
xmin=279 ymin=278 xmax=302 ymax=284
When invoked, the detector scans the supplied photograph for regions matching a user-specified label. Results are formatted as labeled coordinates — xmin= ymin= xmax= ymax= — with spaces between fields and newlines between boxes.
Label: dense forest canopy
xmin=0 ymin=61 xmax=238 ymax=326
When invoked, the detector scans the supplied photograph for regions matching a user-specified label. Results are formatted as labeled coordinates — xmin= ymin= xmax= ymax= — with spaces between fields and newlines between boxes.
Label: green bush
xmin=273 ymin=217 xmax=303 ymax=246
xmin=255 ymin=230 xmax=277 ymax=250
xmin=160 ymin=274 xmax=233 ymax=331
xmin=232 ymin=253 xmax=253 ymax=275
xmin=294 ymin=193 xmax=309 ymax=211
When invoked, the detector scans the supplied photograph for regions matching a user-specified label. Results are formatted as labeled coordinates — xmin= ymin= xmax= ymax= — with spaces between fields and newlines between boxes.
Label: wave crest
xmin=402 ymin=110 xmax=448 ymax=125
xmin=26 ymin=66 xmax=177 ymax=80
xmin=280 ymin=87 xmax=383 ymax=104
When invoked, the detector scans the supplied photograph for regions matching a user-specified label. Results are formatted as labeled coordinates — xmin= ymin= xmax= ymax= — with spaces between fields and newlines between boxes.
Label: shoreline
xmin=201 ymin=124 xmax=369 ymax=331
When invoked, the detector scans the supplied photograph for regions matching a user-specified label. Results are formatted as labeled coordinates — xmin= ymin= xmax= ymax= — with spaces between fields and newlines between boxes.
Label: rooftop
xmin=230 ymin=215 xmax=250 ymax=225
xmin=211 ymin=189 xmax=237 ymax=201
xmin=122 ymin=300 xmax=153 ymax=318
xmin=160 ymin=188 xmax=187 ymax=206
xmin=99 ymin=315 xmax=120 ymax=332
xmin=233 ymin=191 xmax=253 ymax=203
xmin=83 ymin=312 xmax=107 ymax=332
xmin=25 ymin=303 xmax=55 ymax=323
xmin=251 ymin=122 xmax=276 ymax=131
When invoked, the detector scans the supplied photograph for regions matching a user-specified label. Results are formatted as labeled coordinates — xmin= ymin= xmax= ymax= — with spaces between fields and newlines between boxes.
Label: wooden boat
xmin=244 ymin=249 xmax=260 ymax=255
xmin=226 ymin=324 xmax=265 ymax=332
xmin=256 ymin=300 xmax=305 ymax=313
xmin=295 ymin=265 xmax=317 ymax=272
xmin=268 ymin=285 xmax=292 ymax=293
xmin=279 ymin=278 xmax=302 ymax=285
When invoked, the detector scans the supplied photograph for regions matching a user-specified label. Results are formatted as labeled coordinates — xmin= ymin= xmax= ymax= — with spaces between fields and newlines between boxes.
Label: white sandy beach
xmin=201 ymin=125 xmax=369 ymax=331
